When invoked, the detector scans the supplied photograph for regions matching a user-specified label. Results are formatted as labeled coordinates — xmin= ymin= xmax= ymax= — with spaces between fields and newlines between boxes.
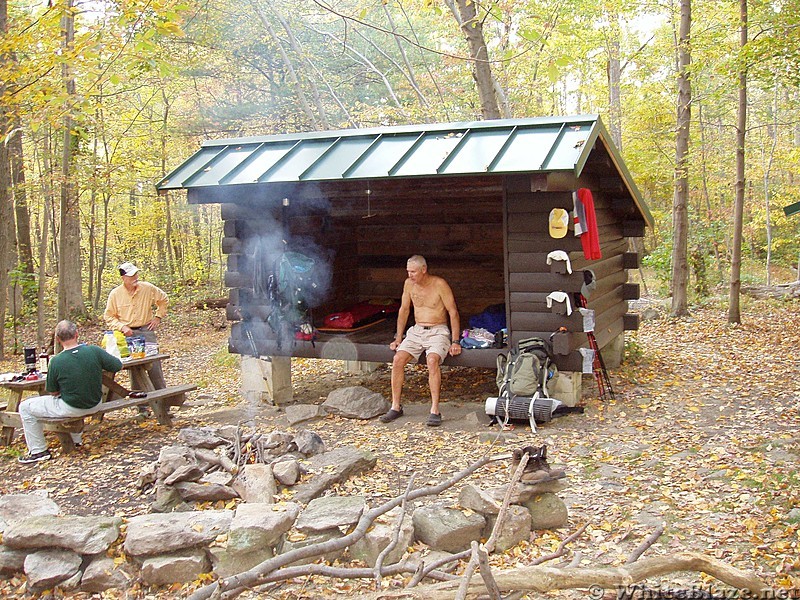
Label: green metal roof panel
xmin=156 ymin=115 xmax=652 ymax=226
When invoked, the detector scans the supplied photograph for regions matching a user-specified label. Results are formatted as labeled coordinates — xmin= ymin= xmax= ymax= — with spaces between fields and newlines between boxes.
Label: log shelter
xmin=157 ymin=116 xmax=653 ymax=377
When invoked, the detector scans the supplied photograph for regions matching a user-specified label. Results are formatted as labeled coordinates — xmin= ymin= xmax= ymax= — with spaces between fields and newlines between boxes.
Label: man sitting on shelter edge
xmin=18 ymin=320 xmax=123 ymax=463
xmin=103 ymin=261 xmax=169 ymax=389
xmin=380 ymin=255 xmax=461 ymax=427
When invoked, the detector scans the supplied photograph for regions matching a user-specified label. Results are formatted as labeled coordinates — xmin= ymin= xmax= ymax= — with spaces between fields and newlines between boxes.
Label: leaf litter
xmin=0 ymin=296 xmax=798 ymax=597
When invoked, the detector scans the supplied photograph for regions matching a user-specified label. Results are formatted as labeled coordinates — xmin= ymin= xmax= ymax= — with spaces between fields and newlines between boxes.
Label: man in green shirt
xmin=18 ymin=320 xmax=123 ymax=464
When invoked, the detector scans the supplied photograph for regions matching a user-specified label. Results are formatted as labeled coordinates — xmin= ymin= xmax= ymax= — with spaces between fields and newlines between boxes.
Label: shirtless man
xmin=380 ymin=255 xmax=461 ymax=426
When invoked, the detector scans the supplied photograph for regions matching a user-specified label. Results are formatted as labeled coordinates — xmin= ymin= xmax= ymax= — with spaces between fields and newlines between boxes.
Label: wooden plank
xmin=622 ymin=283 xmax=640 ymax=300
xmin=622 ymin=252 xmax=640 ymax=269
xmin=623 ymin=313 xmax=640 ymax=331
xmin=508 ymin=272 xmax=585 ymax=293
xmin=509 ymin=311 xmax=583 ymax=331
xmin=622 ymin=220 xmax=646 ymax=237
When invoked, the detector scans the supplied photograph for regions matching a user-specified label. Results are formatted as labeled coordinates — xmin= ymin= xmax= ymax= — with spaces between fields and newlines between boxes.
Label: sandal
xmin=426 ymin=413 xmax=442 ymax=427
xmin=380 ymin=408 xmax=404 ymax=423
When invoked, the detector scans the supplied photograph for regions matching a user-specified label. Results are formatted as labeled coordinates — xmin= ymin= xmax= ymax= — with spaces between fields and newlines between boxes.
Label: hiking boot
xmin=426 ymin=413 xmax=442 ymax=427
xmin=380 ymin=408 xmax=404 ymax=423
xmin=18 ymin=450 xmax=52 ymax=464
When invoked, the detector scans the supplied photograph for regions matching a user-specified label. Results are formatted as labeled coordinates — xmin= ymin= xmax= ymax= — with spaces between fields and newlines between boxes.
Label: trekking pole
xmin=577 ymin=294 xmax=615 ymax=402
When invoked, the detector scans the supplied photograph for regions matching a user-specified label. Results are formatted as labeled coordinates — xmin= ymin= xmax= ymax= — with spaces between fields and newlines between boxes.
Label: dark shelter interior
xmin=157 ymin=116 xmax=653 ymax=373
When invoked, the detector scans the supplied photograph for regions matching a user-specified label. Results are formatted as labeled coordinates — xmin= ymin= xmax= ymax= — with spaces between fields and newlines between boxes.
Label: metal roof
xmin=157 ymin=115 xmax=651 ymax=224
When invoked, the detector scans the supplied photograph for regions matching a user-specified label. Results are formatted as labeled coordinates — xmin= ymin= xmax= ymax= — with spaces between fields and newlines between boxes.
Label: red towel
xmin=577 ymin=188 xmax=601 ymax=260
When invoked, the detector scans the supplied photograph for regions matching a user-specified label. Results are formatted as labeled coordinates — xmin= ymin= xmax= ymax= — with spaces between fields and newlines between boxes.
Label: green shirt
xmin=46 ymin=344 xmax=123 ymax=409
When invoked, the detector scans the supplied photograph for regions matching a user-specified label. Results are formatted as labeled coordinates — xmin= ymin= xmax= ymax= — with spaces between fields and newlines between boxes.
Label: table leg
xmin=1 ymin=390 xmax=23 ymax=446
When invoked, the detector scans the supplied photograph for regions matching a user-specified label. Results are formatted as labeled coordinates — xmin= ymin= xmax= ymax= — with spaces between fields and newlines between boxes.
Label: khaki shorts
xmin=397 ymin=324 xmax=451 ymax=362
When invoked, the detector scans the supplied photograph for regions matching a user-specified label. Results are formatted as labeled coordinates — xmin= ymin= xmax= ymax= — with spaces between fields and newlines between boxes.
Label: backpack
xmin=496 ymin=337 xmax=556 ymax=399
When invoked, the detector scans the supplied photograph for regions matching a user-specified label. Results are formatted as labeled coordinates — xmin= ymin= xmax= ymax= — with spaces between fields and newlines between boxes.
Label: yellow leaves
xmin=287 ymin=531 xmax=307 ymax=542
xmin=191 ymin=523 xmax=205 ymax=533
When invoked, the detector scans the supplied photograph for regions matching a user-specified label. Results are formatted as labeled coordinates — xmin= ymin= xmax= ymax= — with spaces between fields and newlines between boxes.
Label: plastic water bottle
xmin=103 ymin=330 xmax=121 ymax=359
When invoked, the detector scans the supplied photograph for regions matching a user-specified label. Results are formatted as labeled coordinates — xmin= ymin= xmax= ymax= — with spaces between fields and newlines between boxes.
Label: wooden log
xmin=623 ymin=313 xmax=640 ymax=331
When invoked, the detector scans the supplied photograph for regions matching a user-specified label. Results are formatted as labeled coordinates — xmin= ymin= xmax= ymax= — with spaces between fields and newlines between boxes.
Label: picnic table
xmin=0 ymin=353 xmax=197 ymax=453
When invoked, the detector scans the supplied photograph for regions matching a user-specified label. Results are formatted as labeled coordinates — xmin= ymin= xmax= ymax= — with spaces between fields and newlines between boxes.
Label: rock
xmin=291 ymin=447 xmax=378 ymax=504
xmin=787 ymin=508 xmax=800 ymax=522
xmin=522 ymin=493 xmax=568 ymax=530
xmin=322 ymin=386 xmax=389 ymax=419
xmin=3 ymin=515 xmax=122 ymax=554
xmin=641 ymin=307 xmax=660 ymax=321
xmin=264 ymin=431 xmax=295 ymax=454
xmin=140 ymin=549 xmax=211 ymax=586
xmin=296 ymin=496 xmax=366 ymax=533
xmin=487 ymin=478 xmax=568 ymax=504
xmin=0 ymin=493 xmax=59 ymax=534
xmin=0 ymin=546 xmax=27 ymax=575
xmin=81 ymin=556 xmax=131 ymax=592
xmin=484 ymin=504 xmax=531 ymax=551
xmin=285 ymin=404 xmax=323 ymax=425
xmin=156 ymin=445 xmax=198 ymax=480
xmin=403 ymin=549 xmax=460 ymax=575
xmin=124 ymin=510 xmax=233 ymax=556
xmin=458 ymin=484 xmax=501 ymax=515
xmin=151 ymin=485 xmax=193 ymax=513
xmin=163 ymin=464 xmax=205 ymax=485
xmin=209 ymin=546 xmax=274 ymax=579
xmin=350 ymin=508 xmax=414 ymax=567
xmin=278 ymin=528 xmax=345 ymax=565
xmin=231 ymin=464 xmax=277 ymax=503
xmin=136 ymin=461 xmax=158 ymax=488
xmin=174 ymin=481 xmax=239 ymax=502
xmin=294 ymin=429 xmax=325 ymax=456
xmin=24 ymin=548 xmax=81 ymax=593
xmin=228 ymin=502 xmax=300 ymax=551
xmin=178 ymin=427 xmax=229 ymax=448
xmin=412 ymin=504 xmax=485 ymax=553
xmin=272 ymin=459 xmax=300 ymax=485
xmin=201 ymin=470 xmax=235 ymax=487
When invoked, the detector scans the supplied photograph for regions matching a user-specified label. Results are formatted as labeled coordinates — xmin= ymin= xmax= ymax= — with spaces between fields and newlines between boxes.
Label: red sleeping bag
xmin=323 ymin=300 xmax=400 ymax=329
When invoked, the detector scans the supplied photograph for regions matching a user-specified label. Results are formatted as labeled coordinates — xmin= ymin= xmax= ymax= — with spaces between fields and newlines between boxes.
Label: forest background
xmin=1 ymin=0 xmax=799 ymax=358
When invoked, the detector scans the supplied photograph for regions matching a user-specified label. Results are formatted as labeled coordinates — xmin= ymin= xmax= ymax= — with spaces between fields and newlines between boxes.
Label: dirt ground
xmin=1 ymin=295 xmax=799 ymax=597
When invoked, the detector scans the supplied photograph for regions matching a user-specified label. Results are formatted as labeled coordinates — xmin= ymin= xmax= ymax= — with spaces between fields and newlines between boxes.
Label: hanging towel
xmin=546 ymin=250 xmax=573 ymax=274
xmin=546 ymin=291 xmax=573 ymax=315
xmin=572 ymin=191 xmax=587 ymax=237
xmin=576 ymin=188 xmax=601 ymax=260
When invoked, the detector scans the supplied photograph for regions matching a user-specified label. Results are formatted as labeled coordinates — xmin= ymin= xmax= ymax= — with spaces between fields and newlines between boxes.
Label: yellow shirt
xmin=103 ymin=281 xmax=169 ymax=331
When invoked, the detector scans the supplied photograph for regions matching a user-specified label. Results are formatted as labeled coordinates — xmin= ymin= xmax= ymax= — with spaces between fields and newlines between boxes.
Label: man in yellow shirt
xmin=103 ymin=262 xmax=169 ymax=389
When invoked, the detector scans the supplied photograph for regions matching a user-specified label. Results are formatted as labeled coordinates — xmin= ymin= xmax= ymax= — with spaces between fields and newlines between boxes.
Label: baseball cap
xmin=118 ymin=262 xmax=139 ymax=276
xmin=549 ymin=208 xmax=569 ymax=239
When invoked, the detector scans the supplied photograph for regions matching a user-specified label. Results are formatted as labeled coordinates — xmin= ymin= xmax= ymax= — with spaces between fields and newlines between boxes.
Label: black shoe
xmin=18 ymin=450 xmax=52 ymax=464
xmin=380 ymin=408 xmax=404 ymax=423
xmin=426 ymin=413 xmax=442 ymax=427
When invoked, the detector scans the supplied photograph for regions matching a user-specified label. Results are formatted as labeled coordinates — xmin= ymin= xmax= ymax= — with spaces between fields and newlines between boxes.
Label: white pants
xmin=19 ymin=395 xmax=95 ymax=454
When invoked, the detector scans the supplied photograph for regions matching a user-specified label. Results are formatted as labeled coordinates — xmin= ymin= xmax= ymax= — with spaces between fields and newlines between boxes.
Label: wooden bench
xmin=9 ymin=384 xmax=198 ymax=453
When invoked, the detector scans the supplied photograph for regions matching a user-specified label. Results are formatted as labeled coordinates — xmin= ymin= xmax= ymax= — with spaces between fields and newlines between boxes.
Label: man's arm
xmin=147 ymin=284 xmax=169 ymax=330
xmin=103 ymin=289 xmax=127 ymax=332
xmin=440 ymin=280 xmax=462 ymax=356
xmin=390 ymin=280 xmax=412 ymax=351
xmin=99 ymin=347 xmax=124 ymax=373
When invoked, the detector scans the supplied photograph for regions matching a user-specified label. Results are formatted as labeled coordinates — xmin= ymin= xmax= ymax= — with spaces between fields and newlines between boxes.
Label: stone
xmin=484 ymin=504 xmax=531 ymax=551
xmin=522 ymin=493 xmax=568 ymax=530
xmin=642 ymin=307 xmax=660 ymax=321
xmin=140 ymin=549 xmax=210 ymax=586
xmin=787 ymin=508 xmax=800 ymax=522
xmin=458 ymin=484 xmax=501 ymax=515
xmin=487 ymin=478 xmax=568 ymax=504
xmin=294 ymin=429 xmax=325 ymax=456
xmin=0 ymin=493 xmax=59 ymax=534
xmin=296 ymin=496 xmax=366 ymax=533
xmin=272 ymin=459 xmax=300 ymax=485
xmin=264 ymin=431 xmax=295 ymax=454
xmin=0 ymin=546 xmax=27 ymax=575
xmin=81 ymin=556 xmax=131 ymax=592
xmin=231 ymin=464 xmax=277 ymax=503
xmin=156 ymin=445 xmax=198 ymax=480
xmin=163 ymin=464 xmax=205 ymax=485
xmin=178 ymin=427 xmax=228 ymax=448
xmin=124 ymin=510 xmax=233 ymax=556
xmin=228 ymin=502 xmax=300 ymax=551
xmin=208 ymin=546 xmax=274 ymax=579
xmin=151 ymin=485 xmax=193 ymax=513
xmin=174 ymin=481 xmax=239 ymax=502
xmin=285 ymin=404 xmax=323 ymax=425
xmin=349 ymin=508 xmax=414 ymax=567
xmin=3 ymin=515 xmax=122 ymax=554
xmin=24 ymin=548 xmax=81 ymax=593
xmin=278 ymin=528 xmax=345 ymax=565
xmin=412 ymin=504 xmax=485 ymax=553
xmin=201 ymin=470 xmax=235 ymax=487
xmin=291 ymin=447 xmax=377 ymax=504
xmin=322 ymin=386 xmax=390 ymax=420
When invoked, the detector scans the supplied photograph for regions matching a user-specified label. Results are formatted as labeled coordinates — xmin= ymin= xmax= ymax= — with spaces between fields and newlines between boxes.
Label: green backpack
xmin=496 ymin=337 xmax=556 ymax=398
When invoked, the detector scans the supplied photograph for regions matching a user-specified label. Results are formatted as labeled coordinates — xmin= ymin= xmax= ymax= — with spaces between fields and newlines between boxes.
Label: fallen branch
xmin=362 ymin=551 xmax=769 ymax=600
xmin=189 ymin=453 xmax=501 ymax=600
xmin=626 ymin=523 xmax=665 ymax=564
xmin=375 ymin=474 xmax=416 ymax=587
xmin=531 ymin=523 xmax=588 ymax=566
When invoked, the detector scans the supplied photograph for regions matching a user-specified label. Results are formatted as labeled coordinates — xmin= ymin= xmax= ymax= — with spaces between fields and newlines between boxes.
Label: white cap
xmin=118 ymin=262 xmax=139 ymax=276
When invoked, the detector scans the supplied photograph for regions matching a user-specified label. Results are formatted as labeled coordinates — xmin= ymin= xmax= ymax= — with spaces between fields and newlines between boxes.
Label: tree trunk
xmin=57 ymin=0 xmax=85 ymax=321
xmin=607 ymin=13 xmax=623 ymax=150
xmin=670 ymin=0 xmax=691 ymax=317
xmin=0 ymin=0 xmax=12 ymax=358
xmin=10 ymin=127 xmax=34 ymax=275
xmin=382 ymin=2 xmax=428 ymax=109
xmin=452 ymin=0 xmax=501 ymax=120
xmin=728 ymin=0 xmax=747 ymax=324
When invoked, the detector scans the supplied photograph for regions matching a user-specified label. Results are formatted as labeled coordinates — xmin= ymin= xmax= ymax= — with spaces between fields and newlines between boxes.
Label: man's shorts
xmin=397 ymin=324 xmax=451 ymax=362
